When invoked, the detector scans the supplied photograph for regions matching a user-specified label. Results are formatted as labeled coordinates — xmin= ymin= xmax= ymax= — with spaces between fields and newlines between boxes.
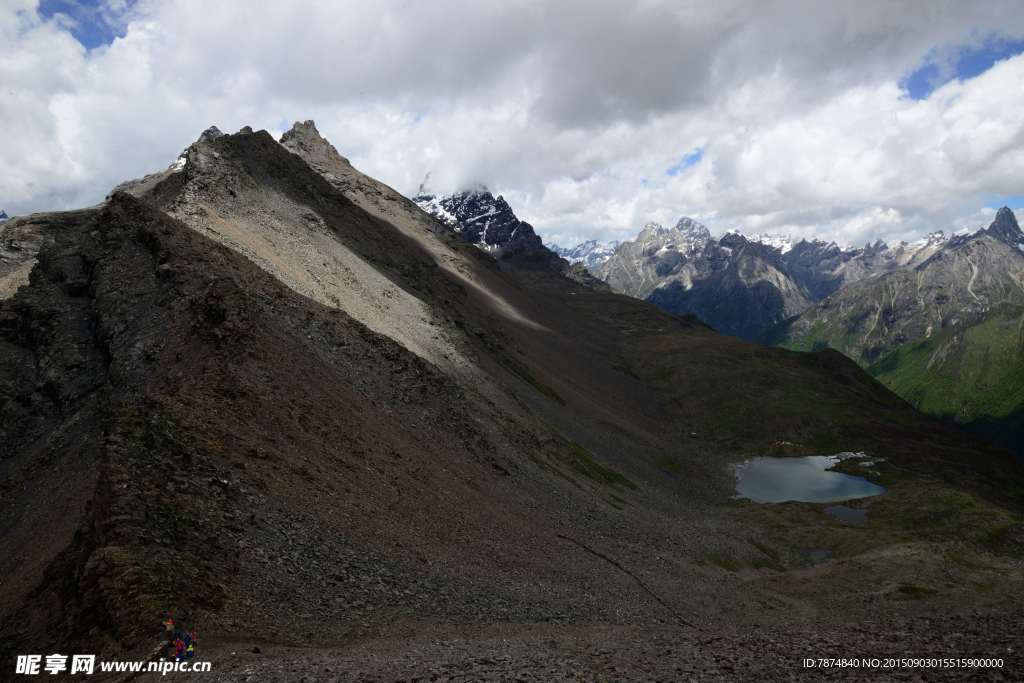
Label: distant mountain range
xmin=0 ymin=210 xmax=8 ymax=222
xmin=414 ymin=190 xmax=1024 ymax=452
xmin=769 ymin=207 xmax=1024 ymax=451
xmin=544 ymin=209 xmax=1024 ymax=453
xmin=588 ymin=217 xmax=949 ymax=340
xmin=547 ymin=239 xmax=620 ymax=269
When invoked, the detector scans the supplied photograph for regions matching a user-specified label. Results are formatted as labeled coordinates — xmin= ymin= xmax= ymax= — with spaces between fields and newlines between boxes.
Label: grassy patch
xmin=866 ymin=305 xmax=1024 ymax=451
xmin=501 ymin=356 xmax=567 ymax=405
xmin=563 ymin=441 xmax=637 ymax=492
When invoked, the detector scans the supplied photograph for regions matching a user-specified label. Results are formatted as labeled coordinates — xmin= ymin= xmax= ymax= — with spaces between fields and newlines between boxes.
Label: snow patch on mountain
xmin=906 ymin=231 xmax=948 ymax=250
xmin=414 ymin=194 xmax=457 ymax=227
xmin=411 ymin=187 xmax=560 ymax=267
xmin=548 ymin=239 xmax=620 ymax=268
xmin=726 ymin=229 xmax=795 ymax=253
xmin=670 ymin=218 xmax=712 ymax=248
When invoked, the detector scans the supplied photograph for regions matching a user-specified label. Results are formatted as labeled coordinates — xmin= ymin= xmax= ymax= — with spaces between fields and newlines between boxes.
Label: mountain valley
xmin=1 ymin=124 xmax=1022 ymax=679
xmin=543 ymin=209 xmax=1024 ymax=454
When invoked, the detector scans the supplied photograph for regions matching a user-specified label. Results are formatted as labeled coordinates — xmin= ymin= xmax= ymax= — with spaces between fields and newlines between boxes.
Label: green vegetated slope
xmin=868 ymin=304 xmax=1024 ymax=450
xmin=769 ymin=212 xmax=1024 ymax=453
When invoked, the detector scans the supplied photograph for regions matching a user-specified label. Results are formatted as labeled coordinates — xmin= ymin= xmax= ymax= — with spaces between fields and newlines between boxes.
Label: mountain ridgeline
xmin=1 ymin=123 xmax=1022 ymax=676
xmin=548 ymin=239 xmax=620 ymax=269
xmin=771 ymin=207 xmax=1024 ymax=452
xmin=589 ymin=217 xmax=950 ymax=340
xmin=413 ymin=186 xmax=564 ymax=271
xmin=541 ymin=208 xmax=1024 ymax=453
xmin=403 ymin=183 xmax=1023 ymax=452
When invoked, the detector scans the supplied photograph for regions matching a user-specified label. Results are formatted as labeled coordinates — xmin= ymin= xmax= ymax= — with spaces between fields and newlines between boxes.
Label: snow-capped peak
xmin=726 ymin=229 xmax=795 ymax=254
xmin=550 ymin=239 xmax=620 ymax=268
xmin=674 ymin=217 xmax=711 ymax=241
xmin=414 ymin=193 xmax=457 ymax=226
xmin=413 ymin=186 xmax=532 ymax=253
xmin=905 ymin=230 xmax=948 ymax=252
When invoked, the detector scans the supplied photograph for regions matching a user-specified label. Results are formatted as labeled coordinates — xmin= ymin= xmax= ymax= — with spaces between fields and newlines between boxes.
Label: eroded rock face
xmin=280 ymin=119 xmax=351 ymax=170
xmin=548 ymin=239 xmax=619 ymax=269
xmin=414 ymin=186 xmax=569 ymax=272
xmin=775 ymin=208 xmax=1024 ymax=364
xmin=591 ymin=212 xmax=971 ymax=341
xmin=986 ymin=206 xmax=1024 ymax=244
xmin=594 ymin=219 xmax=812 ymax=339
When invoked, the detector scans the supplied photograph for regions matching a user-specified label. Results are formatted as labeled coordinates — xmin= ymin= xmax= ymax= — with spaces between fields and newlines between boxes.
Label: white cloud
xmin=1 ymin=0 xmax=1023 ymax=249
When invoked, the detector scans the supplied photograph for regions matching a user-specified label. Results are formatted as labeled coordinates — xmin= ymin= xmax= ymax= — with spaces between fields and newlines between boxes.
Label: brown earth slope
xmin=0 ymin=126 xmax=1022 ymax=680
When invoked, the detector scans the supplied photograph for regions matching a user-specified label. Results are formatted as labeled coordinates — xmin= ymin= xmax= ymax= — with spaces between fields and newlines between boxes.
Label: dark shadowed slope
xmin=1 ymin=127 xmax=1023 ymax=679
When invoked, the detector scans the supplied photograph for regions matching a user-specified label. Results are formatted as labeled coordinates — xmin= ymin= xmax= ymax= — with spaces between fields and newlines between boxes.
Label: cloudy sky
xmin=2 ymin=0 xmax=1023 ymax=247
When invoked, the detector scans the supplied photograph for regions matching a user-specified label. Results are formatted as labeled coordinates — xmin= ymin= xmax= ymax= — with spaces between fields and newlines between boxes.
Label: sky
xmin=2 ymin=1 xmax=1023 ymax=248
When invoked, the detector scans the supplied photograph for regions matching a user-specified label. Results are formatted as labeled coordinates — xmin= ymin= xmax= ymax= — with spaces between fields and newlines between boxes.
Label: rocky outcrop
xmin=548 ymin=239 xmax=619 ymax=269
xmin=414 ymin=186 xmax=568 ymax=272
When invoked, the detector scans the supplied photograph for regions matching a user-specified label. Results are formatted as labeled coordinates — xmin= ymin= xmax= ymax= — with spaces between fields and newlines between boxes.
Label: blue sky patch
xmin=665 ymin=148 xmax=703 ymax=177
xmin=901 ymin=35 xmax=1024 ymax=100
xmin=984 ymin=194 xmax=1024 ymax=209
xmin=39 ymin=0 xmax=136 ymax=50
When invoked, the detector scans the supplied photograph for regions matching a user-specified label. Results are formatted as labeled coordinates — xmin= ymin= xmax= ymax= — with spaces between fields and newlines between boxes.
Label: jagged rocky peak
xmin=412 ymin=184 xmax=566 ymax=270
xmin=167 ymin=124 xmax=229 ymax=172
xmin=725 ymin=229 xmax=795 ymax=253
xmin=414 ymin=185 xmax=520 ymax=249
xmin=279 ymin=119 xmax=351 ymax=167
xmin=637 ymin=217 xmax=709 ymax=241
xmin=674 ymin=216 xmax=711 ymax=241
xmin=986 ymin=206 xmax=1022 ymax=243
xmin=550 ymin=239 xmax=620 ymax=268
xmin=198 ymin=125 xmax=225 ymax=143
xmin=638 ymin=221 xmax=668 ymax=238
xmin=628 ymin=218 xmax=711 ymax=256
xmin=0 ymin=209 xmax=8 ymax=222
xmin=863 ymin=239 xmax=889 ymax=254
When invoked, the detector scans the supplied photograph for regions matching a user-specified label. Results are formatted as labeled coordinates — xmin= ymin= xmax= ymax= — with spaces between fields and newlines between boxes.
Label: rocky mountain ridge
xmin=584 ymin=213 xmax=987 ymax=339
xmin=1 ymin=123 xmax=1022 ymax=678
xmin=773 ymin=208 xmax=1024 ymax=361
xmin=771 ymin=207 xmax=1024 ymax=452
xmin=412 ymin=186 xmax=570 ymax=272
xmin=403 ymin=187 xmax=1024 ymax=450
xmin=548 ymin=239 xmax=620 ymax=269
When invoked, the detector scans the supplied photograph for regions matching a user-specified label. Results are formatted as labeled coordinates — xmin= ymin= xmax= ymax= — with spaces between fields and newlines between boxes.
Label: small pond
xmin=824 ymin=505 xmax=868 ymax=525
xmin=734 ymin=455 xmax=885 ymax=504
